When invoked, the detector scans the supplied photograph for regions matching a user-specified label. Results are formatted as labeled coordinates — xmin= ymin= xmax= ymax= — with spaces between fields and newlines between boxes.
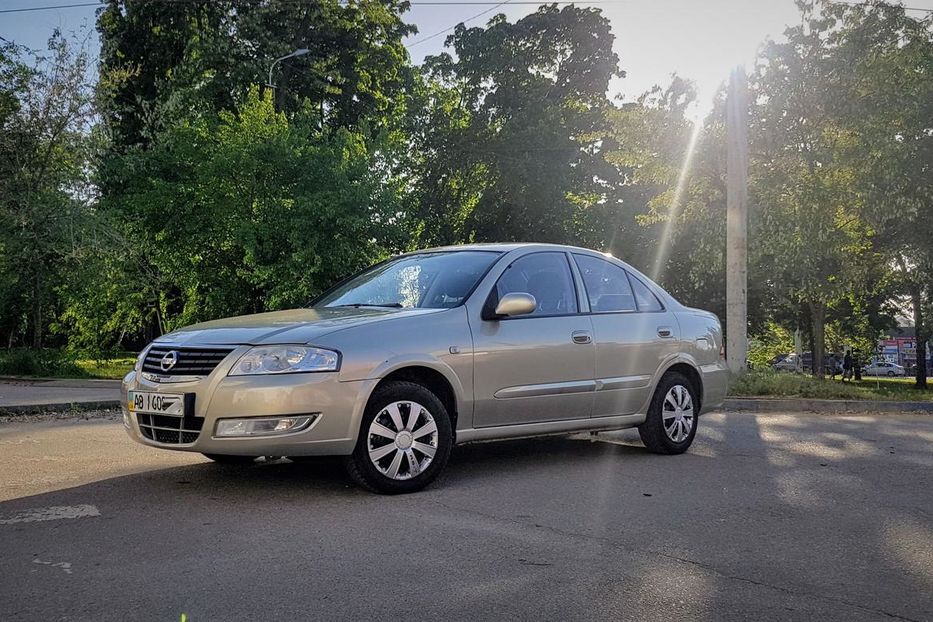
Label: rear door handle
xmin=571 ymin=330 xmax=592 ymax=344
xmin=657 ymin=326 xmax=674 ymax=338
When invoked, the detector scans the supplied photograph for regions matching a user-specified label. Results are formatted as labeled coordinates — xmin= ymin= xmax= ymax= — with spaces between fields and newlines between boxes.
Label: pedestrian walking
xmin=843 ymin=350 xmax=853 ymax=381
xmin=853 ymin=349 xmax=862 ymax=381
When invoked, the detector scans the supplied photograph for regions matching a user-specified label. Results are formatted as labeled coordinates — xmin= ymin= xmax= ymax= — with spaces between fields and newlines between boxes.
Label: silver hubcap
xmin=367 ymin=401 xmax=438 ymax=480
xmin=662 ymin=385 xmax=694 ymax=443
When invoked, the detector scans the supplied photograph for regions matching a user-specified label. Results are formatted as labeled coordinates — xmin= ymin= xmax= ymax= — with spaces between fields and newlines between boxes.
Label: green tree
xmin=97 ymin=0 xmax=415 ymax=148
xmin=749 ymin=1 xmax=879 ymax=378
xmin=0 ymin=33 xmax=97 ymax=348
xmin=413 ymin=6 xmax=622 ymax=244
xmin=826 ymin=1 xmax=933 ymax=387
xmin=69 ymin=89 xmax=406 ymax=344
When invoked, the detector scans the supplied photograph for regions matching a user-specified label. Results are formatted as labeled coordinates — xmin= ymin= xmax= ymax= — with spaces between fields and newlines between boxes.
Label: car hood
xmin=154 ymin=307 xmax=445 ymax=346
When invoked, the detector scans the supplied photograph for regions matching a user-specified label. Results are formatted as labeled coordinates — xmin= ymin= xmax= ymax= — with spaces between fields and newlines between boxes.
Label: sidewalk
xmin=0 ymin=377 xmax=121 ymax=413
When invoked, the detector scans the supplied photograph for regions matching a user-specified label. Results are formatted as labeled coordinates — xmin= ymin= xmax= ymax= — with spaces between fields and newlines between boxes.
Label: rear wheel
xmin=346 ymin=381 xmax=453 ymax=494
xmin=887 ymin=371 xmax=896 ymax=377
xmin=202 ymin=453 xmax=257 ymax=464
xmin=638 ymin=372 xmax=699 ymax=455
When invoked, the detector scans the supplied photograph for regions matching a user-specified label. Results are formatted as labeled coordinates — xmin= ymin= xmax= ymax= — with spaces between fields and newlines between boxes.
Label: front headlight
xmin=134 ymin=348 xmax=148 ymax=372
xmin=228 ymin=345 xmax=340 ymax=376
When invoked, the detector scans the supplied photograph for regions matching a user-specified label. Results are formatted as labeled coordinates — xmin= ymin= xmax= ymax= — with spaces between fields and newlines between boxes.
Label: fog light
xmin=214 ymin=415 xmax=316 ymax=438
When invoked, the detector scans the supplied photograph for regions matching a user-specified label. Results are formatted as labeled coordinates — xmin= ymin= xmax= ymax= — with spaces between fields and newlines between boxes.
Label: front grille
xmin=142 ymin=346 xmax=235 ymax=377
xmin=137 ymin=413 xmax=204 ymax=445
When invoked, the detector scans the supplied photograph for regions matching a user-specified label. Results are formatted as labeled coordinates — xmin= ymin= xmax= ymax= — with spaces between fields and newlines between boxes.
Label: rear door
xmin=572 ymin=253 xmax=679 ymax=417
xmin=471 ymin=251 xmax=596 ymax=427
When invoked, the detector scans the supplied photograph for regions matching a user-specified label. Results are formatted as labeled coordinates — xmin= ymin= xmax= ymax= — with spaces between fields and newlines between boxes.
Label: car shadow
xmin=0 ymin=431 xmax=654 ymax=512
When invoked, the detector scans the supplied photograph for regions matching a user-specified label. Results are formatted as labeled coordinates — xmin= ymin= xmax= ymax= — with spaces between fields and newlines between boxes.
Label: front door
xmin=471 ymin=251 xmax=596 ymax=428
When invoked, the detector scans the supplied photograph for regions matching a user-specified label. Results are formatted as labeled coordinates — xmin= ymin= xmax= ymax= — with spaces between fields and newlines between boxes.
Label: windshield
xmin=315 ymin=251 xmax=500 ymax=310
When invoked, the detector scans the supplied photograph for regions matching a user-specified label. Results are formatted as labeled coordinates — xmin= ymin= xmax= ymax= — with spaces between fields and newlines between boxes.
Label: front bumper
xmin=121 ymin=366 xmax=375 ymax=456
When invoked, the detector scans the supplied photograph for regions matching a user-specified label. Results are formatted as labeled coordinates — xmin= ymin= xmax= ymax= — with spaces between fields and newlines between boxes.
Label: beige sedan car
xmin=122 ymin=244 xmax=729 ymax=493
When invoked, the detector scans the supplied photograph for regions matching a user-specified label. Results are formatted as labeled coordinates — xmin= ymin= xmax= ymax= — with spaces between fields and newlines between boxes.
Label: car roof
xmin=412 ymin=242 xmax=605 ymax=254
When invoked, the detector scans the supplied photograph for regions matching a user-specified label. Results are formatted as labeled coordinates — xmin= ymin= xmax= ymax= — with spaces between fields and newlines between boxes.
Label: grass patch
xmin=74 ymin=356 xmax=135 ymax=379
xmin=0 ymin=349 xmax=135 ymax=379
xmin=730 ymin=370 xmax=933 ymax=402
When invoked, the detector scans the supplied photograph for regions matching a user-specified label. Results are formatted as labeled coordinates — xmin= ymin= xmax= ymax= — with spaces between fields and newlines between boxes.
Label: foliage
xmin=603 ymin=79 xmax=734 ymax=322
xmin=70 ymin=89 xmax=407 ymax=339
xmin=747 ymin=322 xmax=795 ymax=369
xmin=413 ymin=6 xmax=622 ymax=245
xmin=827 ymin=0 xmax=933 ymax=387
xmin=97 ymin=0 xmax=415 ymax=146
xmin=0 ymin=32 xmax=97 ymax=349
xmin=0 ymin=349 xmax=88 ymax=378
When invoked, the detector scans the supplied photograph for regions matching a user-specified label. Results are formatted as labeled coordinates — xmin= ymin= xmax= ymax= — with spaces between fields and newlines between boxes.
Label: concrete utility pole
xmin=726 ymin=66 xmax=749 ymax=375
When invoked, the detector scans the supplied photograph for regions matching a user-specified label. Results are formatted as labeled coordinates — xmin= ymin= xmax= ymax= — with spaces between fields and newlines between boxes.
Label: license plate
xmin=128 ymin=391 xmax=184 ymax=416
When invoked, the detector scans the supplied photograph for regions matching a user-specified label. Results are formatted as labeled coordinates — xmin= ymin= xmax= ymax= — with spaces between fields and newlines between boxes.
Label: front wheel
xmin=887 ymin=371 xmax=896 ymax=377
xmin=638 ymin=372 xmax=699 ymax=455
xmin=346 ymin=381 xmax=453 ymax=494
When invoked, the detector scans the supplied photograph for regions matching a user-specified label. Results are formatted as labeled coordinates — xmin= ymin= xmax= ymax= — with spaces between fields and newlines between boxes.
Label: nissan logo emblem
xmin=160 ymin=350 xmax=179 ymax=372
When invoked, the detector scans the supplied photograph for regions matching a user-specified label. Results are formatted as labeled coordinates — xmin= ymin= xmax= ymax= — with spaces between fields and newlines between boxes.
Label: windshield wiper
xmin=334 ymin=303 xmax=404 ymax=308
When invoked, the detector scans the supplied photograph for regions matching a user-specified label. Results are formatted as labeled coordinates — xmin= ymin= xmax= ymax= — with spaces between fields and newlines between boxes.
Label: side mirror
xmin=492 ymin=292 xmax=536 ymax=318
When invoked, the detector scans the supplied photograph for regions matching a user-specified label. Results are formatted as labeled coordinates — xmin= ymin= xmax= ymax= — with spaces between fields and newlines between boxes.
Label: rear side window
xmin=629 ymin=275 xmax=664 ymax=311
xmin=573 ymin=254 xmax=636 ymax=312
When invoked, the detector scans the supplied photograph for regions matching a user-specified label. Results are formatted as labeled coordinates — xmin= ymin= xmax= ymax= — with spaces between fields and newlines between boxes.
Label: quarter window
xmin=495 ymin=252 xmax=578 ymax=316
xmin=573 ymin=254 xmax=636 ymax=312
xmin=629 ymin=275 xmax=664 ymax=311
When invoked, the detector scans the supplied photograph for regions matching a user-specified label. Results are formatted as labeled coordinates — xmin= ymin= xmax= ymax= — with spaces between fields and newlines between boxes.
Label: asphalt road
xmin=1 ymin=411 xmax=931 ymax=621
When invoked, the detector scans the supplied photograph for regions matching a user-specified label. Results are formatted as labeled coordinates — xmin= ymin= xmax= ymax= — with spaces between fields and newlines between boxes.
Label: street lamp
xmin=266 ymin=48 xmax=310 ymax=90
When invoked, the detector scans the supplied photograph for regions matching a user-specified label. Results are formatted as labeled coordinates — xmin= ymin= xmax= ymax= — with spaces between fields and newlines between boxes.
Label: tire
xmin=202 ymin=453 xmax=257 ymax=464
xmin=887 ymin=371 xmax=895 ymax=377
xmin=346 ymin=380 xmax=453 ymax=494
xmin=638 ymin=372 xmax=699 ymax=455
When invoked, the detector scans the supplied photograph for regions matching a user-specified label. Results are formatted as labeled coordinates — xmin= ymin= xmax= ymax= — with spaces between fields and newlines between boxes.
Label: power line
xmin=0 ymin=2 xmax=98 ymax=14
xmin=406 ymin=0 xmax=515 ymax=48
xmin=2 ymin=0 xmax=932 ymax=14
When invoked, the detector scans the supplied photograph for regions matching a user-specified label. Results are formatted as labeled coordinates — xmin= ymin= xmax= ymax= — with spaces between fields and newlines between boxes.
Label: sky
xmin=3 ymin=0 xmax=933 ymax=110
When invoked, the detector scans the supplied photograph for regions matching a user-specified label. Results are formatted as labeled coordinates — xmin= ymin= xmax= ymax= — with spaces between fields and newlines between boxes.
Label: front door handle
xmin=572 ymin=330 xmax=592 ymax=344
xmin=657 ymin=326 xmax=674 ymax=338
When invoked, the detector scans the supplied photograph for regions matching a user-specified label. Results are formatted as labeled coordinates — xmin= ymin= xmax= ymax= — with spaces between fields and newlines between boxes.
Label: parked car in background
xmin=121 ymin=243 xmax=729 ymax=494
xmin=771 ymin=352 xmax=840 ymax=375
xmin=771 ymin=353 xmax=798 ymax=372
xmin=862 ymin=361 xmax=906 ymax=377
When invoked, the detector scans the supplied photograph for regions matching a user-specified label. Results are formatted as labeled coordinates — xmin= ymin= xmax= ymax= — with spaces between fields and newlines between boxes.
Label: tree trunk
xmin=912 ymin=287 xmax=928 ymax=389
xmin=810 ymin=301 xmax=826 ymax=380
xmin=917 ymin=335 xmax=929 ymax=390
xmin=31 ymin=274 xmax=43 ymax=350
xmin=794 ymin=328 xmax=804 ymax=373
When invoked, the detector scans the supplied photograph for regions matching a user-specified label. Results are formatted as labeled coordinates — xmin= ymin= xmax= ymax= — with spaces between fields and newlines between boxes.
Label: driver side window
xmin=495 ymin=252 xmax=578 ymax=317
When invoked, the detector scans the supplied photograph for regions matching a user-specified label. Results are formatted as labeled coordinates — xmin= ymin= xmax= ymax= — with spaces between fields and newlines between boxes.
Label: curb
xmin=0 ymin=376 xmax=121 ymax=388
xmin=724 ymin=397 xmax=933 ymax=414
xmin=0 ymin=400 xmax=121 ymax=416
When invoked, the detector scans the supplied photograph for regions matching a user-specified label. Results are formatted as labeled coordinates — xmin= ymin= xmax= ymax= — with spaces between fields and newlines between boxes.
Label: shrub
xmin=0 ymin=349 xmax=89 ymax=378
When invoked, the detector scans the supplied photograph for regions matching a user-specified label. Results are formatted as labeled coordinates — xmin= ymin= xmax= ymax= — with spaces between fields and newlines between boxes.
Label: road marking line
xmin=33 ymin=559 xmax=73 ymax=574
xmin=0 ymin=504 xmax=100 ymax=525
